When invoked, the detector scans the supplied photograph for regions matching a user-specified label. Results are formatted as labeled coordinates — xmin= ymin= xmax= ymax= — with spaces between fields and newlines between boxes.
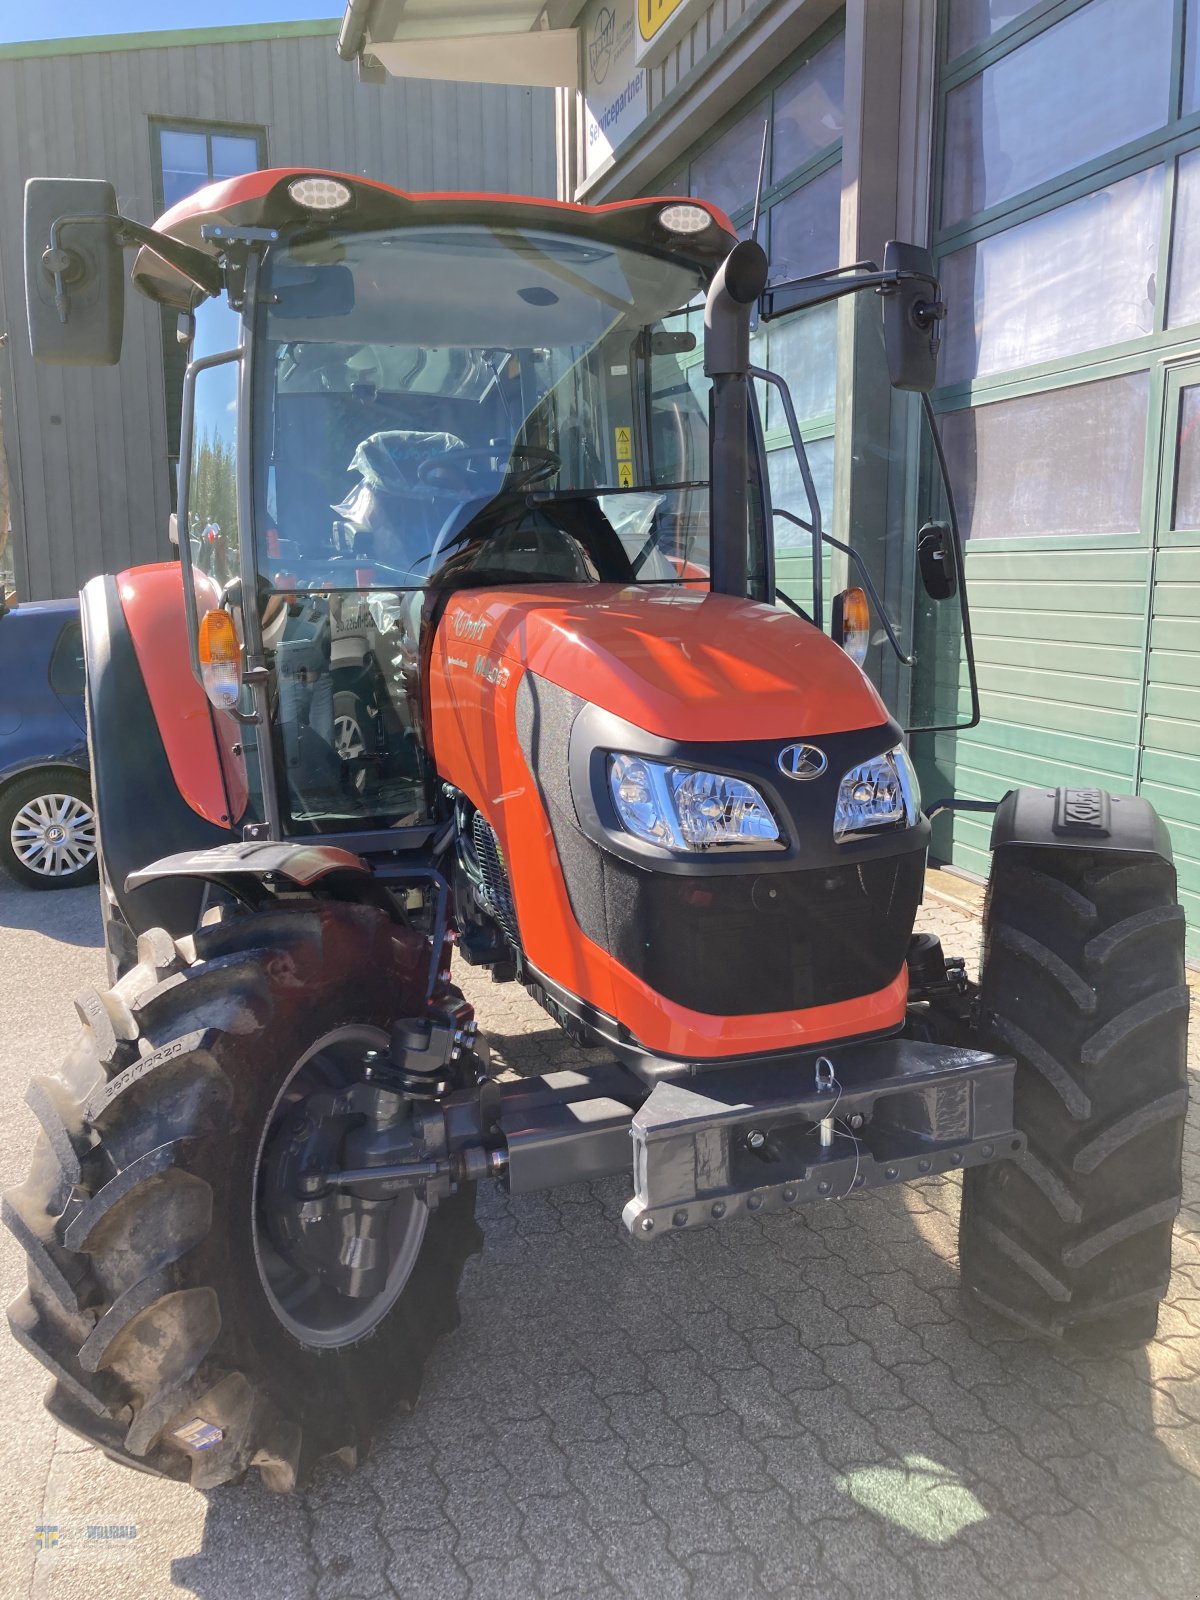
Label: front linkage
xmin=308 ymin=941 xmax=1019 ymax=1244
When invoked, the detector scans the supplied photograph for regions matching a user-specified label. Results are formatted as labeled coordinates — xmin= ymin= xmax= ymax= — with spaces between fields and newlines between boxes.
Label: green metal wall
xmin=916 ymin=536 xmax=1199 ymax=961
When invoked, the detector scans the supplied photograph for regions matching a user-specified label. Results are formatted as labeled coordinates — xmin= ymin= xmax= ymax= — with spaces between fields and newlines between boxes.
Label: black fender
xmin=990 ymin=786 xmax=1173 ymax=864
xmin=82 ymin=574 xmax=231 ymax=942
xmin=126 ymin=840 xmax=370 ymax=895
xmin=124 ymin=839 xmax=407 ymax=920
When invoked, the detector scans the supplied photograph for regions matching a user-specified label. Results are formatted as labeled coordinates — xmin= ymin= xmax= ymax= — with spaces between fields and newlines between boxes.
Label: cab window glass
xmin=187 ymin=297 xmax=242 ymax=588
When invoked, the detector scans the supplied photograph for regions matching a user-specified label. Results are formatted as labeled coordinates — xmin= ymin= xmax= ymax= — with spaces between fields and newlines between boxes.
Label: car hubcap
xmin=334 ymin=713 xmax=365 ymax=760
xmin=11 ymin=791 xmax=97 ymax=879
xmin=253 ymin=1027 xmax=429 ymax=1348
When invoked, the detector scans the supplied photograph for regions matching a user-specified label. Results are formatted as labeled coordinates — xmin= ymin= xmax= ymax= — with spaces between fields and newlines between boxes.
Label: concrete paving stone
xmin=595 ymin=1518 xmax=695 ymax=1598
xmin=804 ymin=1514 xmax=923 ymax=1599
xmin=676 ymin=1548 xmax=771 ymax=1598
xmin=600 ymin=1391 xmax=692 ymax=1472
xmin=509 ymin=1494 xmax=608 ymax=1595
xmin=640 ymin=1462 xmax=737 ymax=1557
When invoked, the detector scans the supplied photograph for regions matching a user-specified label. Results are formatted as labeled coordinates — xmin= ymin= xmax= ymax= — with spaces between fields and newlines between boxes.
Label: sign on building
xmin=582 ymin=0 xmax=647 ymax=178
xmin=635 ymin=0 xmax=695 ymax=63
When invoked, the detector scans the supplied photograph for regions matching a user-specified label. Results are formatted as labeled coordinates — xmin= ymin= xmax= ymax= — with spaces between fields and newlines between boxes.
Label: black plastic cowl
xmin=990 ymin=787 xmax=1173 ymax=863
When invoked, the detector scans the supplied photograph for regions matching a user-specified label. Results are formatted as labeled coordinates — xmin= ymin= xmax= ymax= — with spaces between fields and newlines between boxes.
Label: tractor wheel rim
xmin=11 ymin=792 xmax=97 ymax=878
xmin=334 ymin=714 xmax=365 ymax=760
xmin=252 ymin=1026 xmax=428 ymax=1348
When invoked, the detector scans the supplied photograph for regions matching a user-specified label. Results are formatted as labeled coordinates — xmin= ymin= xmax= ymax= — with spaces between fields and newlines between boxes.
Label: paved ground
xmin=0 ymin=870 xmax=1198 ymax=1600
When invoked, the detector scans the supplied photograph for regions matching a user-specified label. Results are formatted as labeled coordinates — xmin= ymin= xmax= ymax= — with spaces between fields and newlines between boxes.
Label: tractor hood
xmin=436 ymin=585 xmax=890 ymax=742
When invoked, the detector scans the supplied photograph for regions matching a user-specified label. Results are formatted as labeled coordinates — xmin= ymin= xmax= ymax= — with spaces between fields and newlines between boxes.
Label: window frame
xmin=932 ymin=0 xmax=1200 ymax=549
xmin=150 ymin=116 xmax=268 ymax=216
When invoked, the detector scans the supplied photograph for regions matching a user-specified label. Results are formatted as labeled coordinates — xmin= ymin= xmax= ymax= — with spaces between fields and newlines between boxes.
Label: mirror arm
xmin=759 ymin=266 xmax=943 ymax=325
xmin=113 ymin=216 xmax=223 ymax=296
xmin=43 ymin=212 xmax=222 ymax=324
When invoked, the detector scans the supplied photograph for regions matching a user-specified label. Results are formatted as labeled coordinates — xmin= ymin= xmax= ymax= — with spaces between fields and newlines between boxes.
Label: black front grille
xmin=603 ymin=850 xmax=925 ymax=1017
xmin=472 ymin=811 xmax=520 ymax=947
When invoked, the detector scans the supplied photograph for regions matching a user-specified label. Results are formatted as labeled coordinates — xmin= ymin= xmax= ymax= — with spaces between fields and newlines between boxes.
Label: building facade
xmin=346 ymin=0 xmax=1200 ymax=956
xmin=0 ymin=20 xmax=555 ymax=603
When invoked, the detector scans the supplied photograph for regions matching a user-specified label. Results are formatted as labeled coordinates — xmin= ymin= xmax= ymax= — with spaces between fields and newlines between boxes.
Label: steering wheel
xmin=416 ymin=444 xmax=561 ymax=497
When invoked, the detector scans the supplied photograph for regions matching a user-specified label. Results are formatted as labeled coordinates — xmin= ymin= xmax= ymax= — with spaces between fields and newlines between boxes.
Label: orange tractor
xmin=6 ymin=168 xmax=1188 ymax=1491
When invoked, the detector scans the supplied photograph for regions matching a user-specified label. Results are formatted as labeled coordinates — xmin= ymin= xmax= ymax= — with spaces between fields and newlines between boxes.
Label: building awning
xmin=338 ymin=0 xmax=582 ymax=89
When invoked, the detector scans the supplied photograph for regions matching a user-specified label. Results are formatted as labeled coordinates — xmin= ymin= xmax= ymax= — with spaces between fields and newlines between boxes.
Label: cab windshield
xmin=255 ymin=224 xmax=718 ymax=593
xmin=185 ymin=224 xmax=730 ymax=836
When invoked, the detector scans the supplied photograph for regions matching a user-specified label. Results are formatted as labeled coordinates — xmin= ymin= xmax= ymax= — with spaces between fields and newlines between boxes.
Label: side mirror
xmin=881 ymin=241 xmax=943 ymax=394
xmin=25 ymin=177 xmax=124 ymax=366
xmin=918 ymin=520 xmax=958 ymax=600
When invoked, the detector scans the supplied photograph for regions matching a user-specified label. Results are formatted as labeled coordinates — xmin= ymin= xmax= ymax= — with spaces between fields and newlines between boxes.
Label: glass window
xmin=941 ymin=0 xmax=1173 ymax=227
xmin=211 ymin=134 xmax=259 ymax=180
xmin=160 ymin=129 xmax=209 ymax=211
xmin=186 ymin=299 xmax=242 ymax=585
xmin=1172 ymin=384 xmax=1200 ymax=527
xmin=1168 ymin=146 xmax=1200 ymax=326
xmin=1186 ymin=0 xmax=1200 ymax=112
xmin=772 ymin=34 xmax=845 ymax=180
xmin=940 ymin=166 xmax=1162 ymax=384
xmin=939 ymin=372 xmax=1150 ymax=539
xmin=158 ymin=124 xmax=263 ymax=212
xmin=768 ymin=435 xmax=833 ymax=536
xmin=947 ymin=0 xmax=1042 ymax=59
xmin=690 ymin=104 xmax=769 ymax=220
xmin=765 ymin=301 xmax=837 ymax=427
xmin=768 ymin=162 xmax=842 ymax=283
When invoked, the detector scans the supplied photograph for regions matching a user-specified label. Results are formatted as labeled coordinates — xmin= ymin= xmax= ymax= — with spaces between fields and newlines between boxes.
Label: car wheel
xmin=333 ymin=689 xmax=373 ymax=795
xmin=0 ymin=769 xmax=99 ymax=890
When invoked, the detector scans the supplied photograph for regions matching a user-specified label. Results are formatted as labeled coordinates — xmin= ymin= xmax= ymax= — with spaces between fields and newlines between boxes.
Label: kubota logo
xmin=453 ymin=613 xmax=488 ymax=642
xmin=777 ymin=743 xmax=827 ymax=780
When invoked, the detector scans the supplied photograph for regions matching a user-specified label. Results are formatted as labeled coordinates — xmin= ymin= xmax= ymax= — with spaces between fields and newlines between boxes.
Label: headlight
xmin=608 ymin=754 xmax=780 ymax=850
xmin=834 ymin=745 xmax=920 ymax=841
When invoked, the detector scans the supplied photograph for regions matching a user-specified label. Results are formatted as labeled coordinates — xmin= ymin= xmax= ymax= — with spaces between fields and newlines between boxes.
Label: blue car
xmin=0 ymin=597 xmax=97 ymax=889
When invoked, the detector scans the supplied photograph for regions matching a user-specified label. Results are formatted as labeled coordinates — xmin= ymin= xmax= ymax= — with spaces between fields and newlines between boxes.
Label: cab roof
xmin=132 ymin=167 xmax=738 ymax=310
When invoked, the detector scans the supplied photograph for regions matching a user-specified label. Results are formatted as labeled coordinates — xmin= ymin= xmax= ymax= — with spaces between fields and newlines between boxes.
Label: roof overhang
xmin=338 ymin=1 xmax=582 ymax=88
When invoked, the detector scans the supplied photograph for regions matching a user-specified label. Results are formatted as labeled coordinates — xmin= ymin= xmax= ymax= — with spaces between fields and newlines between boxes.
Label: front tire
xmin=4 ymin=903 xmax=480 ymax=1489
xmin=960 ymin=841 xmax=1190 ymax=1348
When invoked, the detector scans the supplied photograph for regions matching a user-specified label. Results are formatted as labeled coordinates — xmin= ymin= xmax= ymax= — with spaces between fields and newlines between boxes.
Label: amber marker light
xmin=833 ymin=586 xmax=871 ymax=666
xmin=198 ymin=609 xmax=243 ymax=710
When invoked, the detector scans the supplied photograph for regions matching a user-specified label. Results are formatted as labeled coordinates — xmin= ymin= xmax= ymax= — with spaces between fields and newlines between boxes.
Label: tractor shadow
xmin=172 ymin=1158 xmax=1200 ymax=1600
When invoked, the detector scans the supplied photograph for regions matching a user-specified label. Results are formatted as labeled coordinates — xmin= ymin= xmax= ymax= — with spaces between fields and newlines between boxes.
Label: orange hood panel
xmin=439 ymin=585 xmax=889 ymax=742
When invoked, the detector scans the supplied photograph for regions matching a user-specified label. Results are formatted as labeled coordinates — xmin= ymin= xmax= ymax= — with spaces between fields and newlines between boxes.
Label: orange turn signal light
xmin=197 ymin=608 xmax=243 ymax=710
xmin=832 ymin=585 xmax=870 ymax=666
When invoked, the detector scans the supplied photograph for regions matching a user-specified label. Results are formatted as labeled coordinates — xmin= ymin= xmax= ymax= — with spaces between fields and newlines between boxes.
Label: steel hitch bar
xmin=300 ymin=1033 xmax=1022 ymax=1240
xmin=621 ymin=1038 xmax=1022 ymax=1238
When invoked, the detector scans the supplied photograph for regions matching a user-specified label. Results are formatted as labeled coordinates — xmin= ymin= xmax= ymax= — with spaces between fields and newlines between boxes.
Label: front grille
xmin=603 ymin=850 xmax=925 ymax=1017
xmin=472 ymin=811 xmax=520 ymax=948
